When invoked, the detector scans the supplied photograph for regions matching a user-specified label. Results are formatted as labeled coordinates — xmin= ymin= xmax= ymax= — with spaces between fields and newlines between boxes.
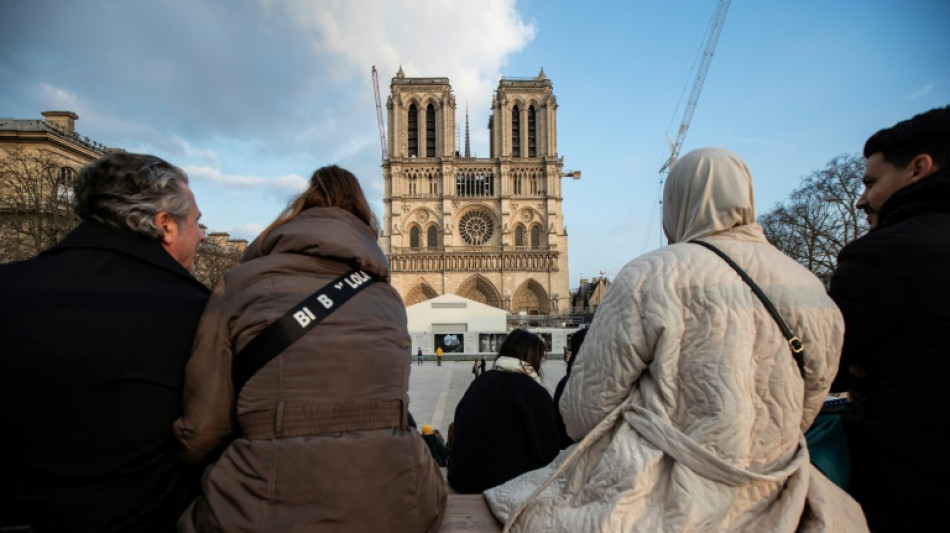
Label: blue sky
xmin=2 ymin=0 xmax=947 ymax=287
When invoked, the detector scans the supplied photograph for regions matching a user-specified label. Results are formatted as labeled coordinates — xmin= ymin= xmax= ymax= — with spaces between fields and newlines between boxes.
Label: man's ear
xmin=908 ymin=153 xmax=937 ymax=183
xmin=154 ymin=211 xmax=177 ymax=246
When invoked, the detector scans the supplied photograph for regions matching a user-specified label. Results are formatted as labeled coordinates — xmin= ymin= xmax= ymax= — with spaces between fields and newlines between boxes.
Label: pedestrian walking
xmin=417 ymin=347 xmax=423 ymax=366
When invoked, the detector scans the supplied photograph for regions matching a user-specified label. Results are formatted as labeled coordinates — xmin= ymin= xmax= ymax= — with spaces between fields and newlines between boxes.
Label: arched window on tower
xmin=427 ymin=226 xmax=438 ymax=250
xmin=410 ymin=226 xmax=420 ymax=248
xmin=515 ymin=225 xmax=525 ymax=247
xmin=528 ymin=106 xmax=537 ymax=157
xmin=426 ymin=104 xmax=436 ymax=157
xmin=531 ymin=225 xmax=541 ymax=248
xmin=511 ymin=105 xmax=520 ymax=157
xmin=408 ymin=104 xmax=418 ymax=157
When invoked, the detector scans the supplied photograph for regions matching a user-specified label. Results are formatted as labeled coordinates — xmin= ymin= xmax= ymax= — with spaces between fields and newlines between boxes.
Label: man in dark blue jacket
xmin=830 ymin=106 xmax=950 ymax=532
xmin=0 ymin=152 xmax=210 ymax=532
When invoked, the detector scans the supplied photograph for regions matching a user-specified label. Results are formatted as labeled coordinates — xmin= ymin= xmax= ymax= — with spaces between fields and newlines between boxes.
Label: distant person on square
xmin=828 ymin=106 xmax=950 ymax=531
xmin=436 ymin=345 xmax=443 ymax=365
xmin=418 ymin=346 xmax=424 ymax=366
xmin=174 ymin=165 xmax=445 ymax=532
xmin=448 ymin=328 xmax=560 ymax=494
xmin=484 ymin=148 xmax=868 ymax=531
xmin=0 ymin=152 xmax=211 ymax=532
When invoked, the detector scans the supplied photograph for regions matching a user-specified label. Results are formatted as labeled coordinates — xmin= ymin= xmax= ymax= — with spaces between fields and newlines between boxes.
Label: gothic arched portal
xmin=512 ymin=278 xmax=550 ymax=315
xmin=405 ymin=283 xmax=439 ymax=306
xmin=456 ymin=275 xmax=502 ymax=309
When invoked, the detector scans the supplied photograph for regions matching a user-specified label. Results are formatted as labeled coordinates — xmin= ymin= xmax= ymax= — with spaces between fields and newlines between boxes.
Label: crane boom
xmin=659 ymin=0 xmax=731 ymax=173
xmin=372 ymin=65 xmax=388 ymax=162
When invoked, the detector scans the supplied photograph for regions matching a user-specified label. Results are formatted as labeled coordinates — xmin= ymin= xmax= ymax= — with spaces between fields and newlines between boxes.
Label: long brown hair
xmin=261 ymin=165 xmax=379 ymax=241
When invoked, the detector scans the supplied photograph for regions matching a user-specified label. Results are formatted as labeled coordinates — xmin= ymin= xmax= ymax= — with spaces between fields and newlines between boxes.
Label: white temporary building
xmin=406 ymin=293 xmax=579 ymax=358
xmin=406 ymin=293 xmax=507 ymax=356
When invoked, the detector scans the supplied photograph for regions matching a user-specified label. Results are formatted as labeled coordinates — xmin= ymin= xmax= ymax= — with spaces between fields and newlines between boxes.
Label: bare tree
xmin=761 ymin=154 xmax=868 ymax=284
xmin=193 ymin=235 xmax=244 ymax=288
xmin=0 ymin=148 xmax=80 ymax=262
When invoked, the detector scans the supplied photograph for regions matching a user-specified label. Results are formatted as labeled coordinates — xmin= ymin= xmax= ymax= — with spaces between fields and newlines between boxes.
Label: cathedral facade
xmin=380 ymin=68 xmax=575 ymax=318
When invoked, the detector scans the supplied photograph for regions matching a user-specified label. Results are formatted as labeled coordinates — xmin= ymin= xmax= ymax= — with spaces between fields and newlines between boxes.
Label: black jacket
xmin=447 ymin=369 xmax=560 ymax=494
xmin=829 ymin=168 xmax=950 ymax=531
xmin=0 ymin=221 xmax=210 ymax=532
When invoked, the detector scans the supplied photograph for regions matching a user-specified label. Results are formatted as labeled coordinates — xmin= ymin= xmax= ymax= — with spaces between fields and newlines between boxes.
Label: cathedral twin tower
xmin=380 ymin=67 xmax=574 ymax=318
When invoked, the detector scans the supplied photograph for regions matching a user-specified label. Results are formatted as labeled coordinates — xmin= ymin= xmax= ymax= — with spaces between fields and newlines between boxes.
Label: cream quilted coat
xmin=484 ymin=148 xmax=868 ymax=532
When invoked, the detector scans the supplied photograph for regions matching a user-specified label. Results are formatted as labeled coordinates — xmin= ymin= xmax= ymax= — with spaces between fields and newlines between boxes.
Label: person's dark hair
xmin=261 ymin=165 xmax=379 ymax=241
xmin=496 ymin=328 xmax=547 ymax=377
xmin=73 ymin=152 xmax=193 ymax=239
xmin=864 ymin=106 xmax=950 ymax=169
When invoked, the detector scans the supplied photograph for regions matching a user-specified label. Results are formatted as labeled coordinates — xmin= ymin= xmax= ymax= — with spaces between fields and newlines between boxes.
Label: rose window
xmin=459 ymin=210 xmax=494 ymax=245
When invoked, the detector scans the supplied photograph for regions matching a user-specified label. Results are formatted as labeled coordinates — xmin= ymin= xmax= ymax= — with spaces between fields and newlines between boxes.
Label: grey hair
xmin=73 ymin=152 xmax=193 ymax=239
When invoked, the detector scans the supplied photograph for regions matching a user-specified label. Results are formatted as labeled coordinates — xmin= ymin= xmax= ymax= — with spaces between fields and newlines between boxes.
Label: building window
xmin=528 ymin=106 xmax=537 ymax=157
xmin=410 ymin=226 xmax=420 ymax=248
xmin=426 ymin=104 xmax=436 ymax=157
xmin=531 ymin=225 xmax=541 ymax=248
xmin=515 ymin=225 xmax=525 ymax=246
xmin=459 ymin=209 xmax=494 ymax=246
xmin=407 ymin=175 xmax=417 ymax=195
xmin=511 ymin=105 xmax=520 ymax=157
xmin=408 ymin=104 xmax=418 ymax=157
xmin=427 ymin=226 xmax=438 ymax=249
xmin=456 ymin=170 xmax=494 ymax=197
xmin=512 ymin=174 xmax=522 ymax=195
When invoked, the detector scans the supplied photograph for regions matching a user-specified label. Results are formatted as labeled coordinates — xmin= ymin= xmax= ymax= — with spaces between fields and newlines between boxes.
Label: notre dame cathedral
xmin=379 ymin=67 xmax=575 ymax=318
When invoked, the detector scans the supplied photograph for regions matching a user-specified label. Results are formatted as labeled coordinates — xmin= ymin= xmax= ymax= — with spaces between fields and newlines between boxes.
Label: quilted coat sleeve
xmin=173 ymin=278 xmax=235 ymax=464
xmin=561 ymin=257 xmax=656 ymax=440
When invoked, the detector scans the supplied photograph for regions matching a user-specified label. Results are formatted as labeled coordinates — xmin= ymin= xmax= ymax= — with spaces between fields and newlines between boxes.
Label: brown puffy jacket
xmin=174 ymin=207 xmax=445 ymax=532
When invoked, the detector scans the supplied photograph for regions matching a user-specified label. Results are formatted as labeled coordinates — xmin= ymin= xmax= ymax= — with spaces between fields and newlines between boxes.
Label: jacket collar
xmin=876 ymin=166 xmax=950 ymax=230
xmin=45 ymin=221 xmax=210 ymax=291
xmin=493 ymin=356 xmax=543 ymax=385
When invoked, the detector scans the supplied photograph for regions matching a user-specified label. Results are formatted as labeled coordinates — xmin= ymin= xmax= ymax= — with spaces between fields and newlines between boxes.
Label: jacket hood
xmin=663 ymin=147 xmax=756 ymax=243
xmin=242 ymin=207 xmax=391 ymax=279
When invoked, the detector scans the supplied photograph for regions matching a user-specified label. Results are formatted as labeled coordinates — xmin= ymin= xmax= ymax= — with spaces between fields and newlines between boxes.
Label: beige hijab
xmin=662 ymin=147 xmax=756 ymax=243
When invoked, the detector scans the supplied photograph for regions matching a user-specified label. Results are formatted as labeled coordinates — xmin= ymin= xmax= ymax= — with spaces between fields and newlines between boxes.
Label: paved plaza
xmin=407 ymin=358 xmax=567 ymax=435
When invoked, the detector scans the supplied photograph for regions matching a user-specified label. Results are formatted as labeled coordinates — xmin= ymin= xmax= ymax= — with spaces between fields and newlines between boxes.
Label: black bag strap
xmin=691 ymin=240 xmax=805 ymax=378
xmin=232 ymin=268 xmax=378 ymax=396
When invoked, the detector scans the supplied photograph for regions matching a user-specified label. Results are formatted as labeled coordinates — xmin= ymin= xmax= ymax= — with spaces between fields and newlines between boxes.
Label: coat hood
xmin=663 ymin=147 xmax=756 ymax=243
xmin=242 ymin=207 xmax=391 ymax=280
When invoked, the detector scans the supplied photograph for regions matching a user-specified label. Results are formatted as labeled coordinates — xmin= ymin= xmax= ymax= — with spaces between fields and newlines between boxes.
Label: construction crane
xmin=371 ymin=65 xmax=388 ymax=162
xmin=658 ymin=0 xmax=731 ymax=174
xmin=645 ymin=0 xmax=730 ymax=250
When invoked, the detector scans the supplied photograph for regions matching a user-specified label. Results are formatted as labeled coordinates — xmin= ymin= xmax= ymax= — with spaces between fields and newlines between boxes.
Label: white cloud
xmin=184 ymin=164 xmax=308 ymax=197
xmin=172 ymin=136 xmax=218 ymax=160
xmin=227 ymin=223 xmax=265 ymax=241
xmin=261 ymin=0 xmax=537 ymax=154
xmin=908 ymin=82 xmax=935 ymax=99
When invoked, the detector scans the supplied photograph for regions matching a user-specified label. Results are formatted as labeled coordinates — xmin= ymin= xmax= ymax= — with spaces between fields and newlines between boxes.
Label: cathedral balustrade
xmin=389 ymin=252 xmax=560 ymax=273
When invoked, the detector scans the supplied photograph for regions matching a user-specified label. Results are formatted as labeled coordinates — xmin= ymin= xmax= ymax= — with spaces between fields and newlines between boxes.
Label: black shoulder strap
xmin=232 ymin=268 xmax=378 ymax=396
xmin=691 ymin=240 xmax=805 ymax=378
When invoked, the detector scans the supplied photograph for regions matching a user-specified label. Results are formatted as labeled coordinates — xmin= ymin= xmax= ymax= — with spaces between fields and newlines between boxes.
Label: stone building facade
xmin=0 ymin=111 xmax=111 ymax=262
xmin=380 ymin=68 xmax=577 ymax=318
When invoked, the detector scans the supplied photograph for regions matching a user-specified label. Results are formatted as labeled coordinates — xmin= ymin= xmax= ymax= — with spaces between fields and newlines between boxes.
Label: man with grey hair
xmin=0 ymin=152 xmax=210 ymax=532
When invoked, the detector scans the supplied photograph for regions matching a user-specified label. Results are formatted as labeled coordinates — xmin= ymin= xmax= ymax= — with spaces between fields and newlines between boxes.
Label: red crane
xmin=371 ymin=65 xmax=388 ymax=162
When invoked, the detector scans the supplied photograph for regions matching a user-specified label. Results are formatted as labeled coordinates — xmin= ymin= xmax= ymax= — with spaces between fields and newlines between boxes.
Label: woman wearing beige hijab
xmin=484 ymin=148 xmax=868 ymax=532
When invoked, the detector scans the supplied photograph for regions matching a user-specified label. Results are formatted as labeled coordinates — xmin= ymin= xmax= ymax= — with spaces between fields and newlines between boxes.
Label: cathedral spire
xmin=464 ymin=102 xmax=471 ymax=157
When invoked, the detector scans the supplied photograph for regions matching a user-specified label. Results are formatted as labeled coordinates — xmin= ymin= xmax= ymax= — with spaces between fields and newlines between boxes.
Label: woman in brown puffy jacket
xmin=173 ymin=165 xmax=446 ymax=532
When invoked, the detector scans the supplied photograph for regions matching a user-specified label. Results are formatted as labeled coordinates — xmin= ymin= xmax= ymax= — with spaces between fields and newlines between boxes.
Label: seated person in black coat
xmin=552 ymin=327 xmax=588 ymax=449
xmin=448 ymin=329 xmax=560 ymax=493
